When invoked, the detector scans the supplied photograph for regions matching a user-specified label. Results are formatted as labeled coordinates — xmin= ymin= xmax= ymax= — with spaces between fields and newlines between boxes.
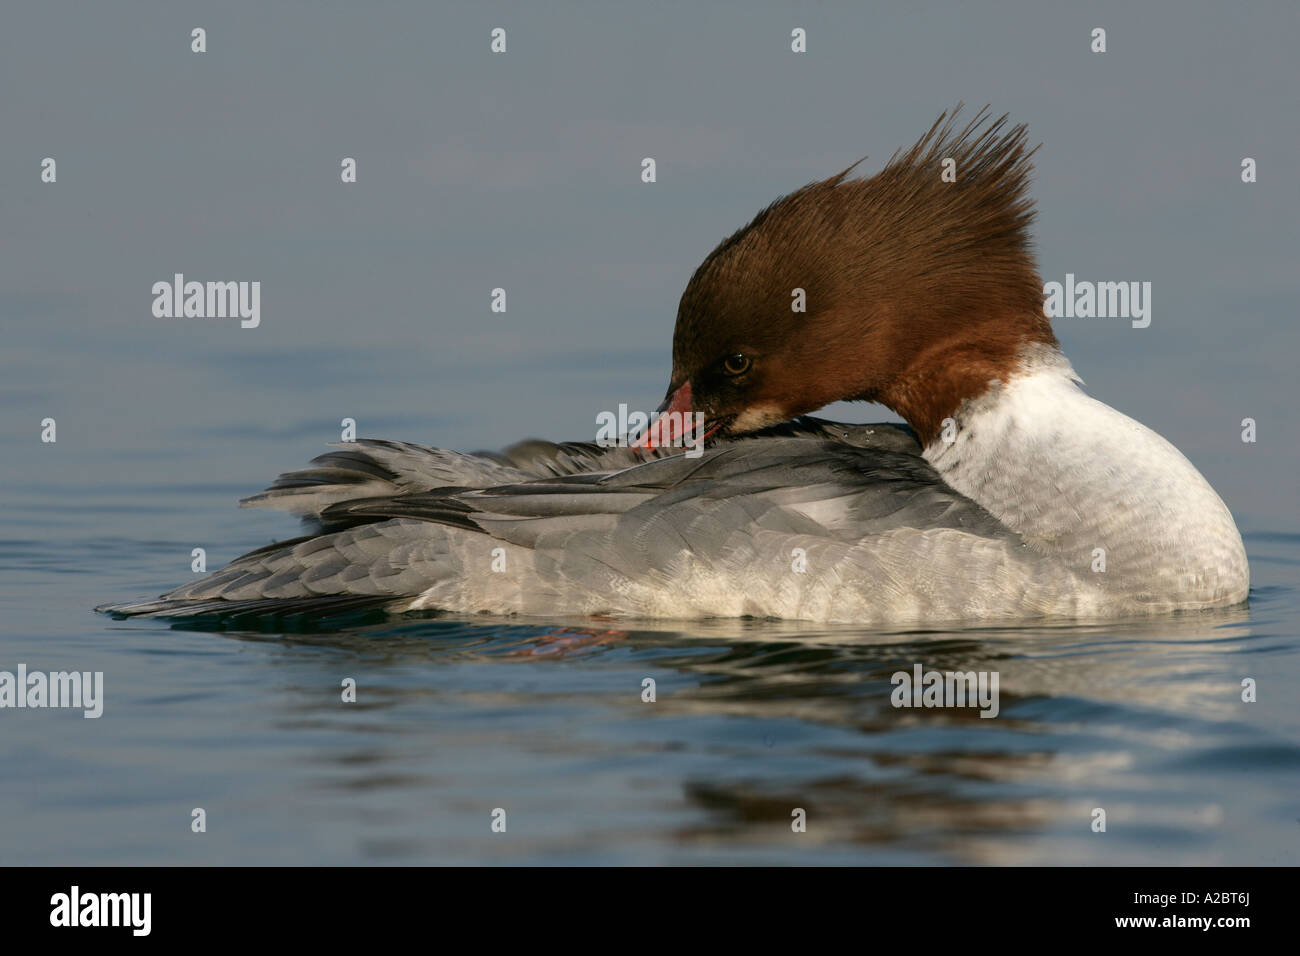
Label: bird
xmin=99 ymin=107 xmax=1249 ymax=626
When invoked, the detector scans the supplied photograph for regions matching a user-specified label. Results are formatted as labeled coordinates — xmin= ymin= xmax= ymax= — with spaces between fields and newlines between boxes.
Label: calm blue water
xmin=2 ymin=2 xmax=1298 ymax=866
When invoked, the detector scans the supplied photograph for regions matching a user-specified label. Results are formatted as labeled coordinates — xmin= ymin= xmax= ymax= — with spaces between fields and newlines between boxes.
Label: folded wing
xmin=100 ymin=420 xmax=1064 ymax=624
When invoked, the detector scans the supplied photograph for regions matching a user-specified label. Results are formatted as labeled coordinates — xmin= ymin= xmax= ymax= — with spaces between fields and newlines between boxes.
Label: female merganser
xmin=100 ymin=108 xmax=1249 ymax=625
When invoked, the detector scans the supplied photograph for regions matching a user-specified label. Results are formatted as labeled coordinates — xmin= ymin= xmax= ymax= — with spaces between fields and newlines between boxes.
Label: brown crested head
xmin=658 ymin=105 xmax=1057 ymax=446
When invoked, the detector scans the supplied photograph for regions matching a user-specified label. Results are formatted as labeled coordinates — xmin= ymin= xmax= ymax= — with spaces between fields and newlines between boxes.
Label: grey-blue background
xmin=2 ymin=1 xmax=1297 ymax=864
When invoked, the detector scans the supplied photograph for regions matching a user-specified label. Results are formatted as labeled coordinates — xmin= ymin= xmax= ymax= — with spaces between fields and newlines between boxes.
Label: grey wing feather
xmin=101 ymin=419 xmax=1021 ymax=622
xmin=238 ymin=417 xmax=920 ymax=518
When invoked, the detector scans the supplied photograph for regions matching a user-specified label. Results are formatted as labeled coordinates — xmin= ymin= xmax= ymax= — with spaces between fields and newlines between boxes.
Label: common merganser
xmin=100 ymin=108 xmax=1249 ymax=625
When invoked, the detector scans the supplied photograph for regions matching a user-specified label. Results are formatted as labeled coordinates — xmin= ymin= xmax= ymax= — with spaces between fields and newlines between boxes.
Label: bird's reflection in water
xmin=196 ymin=604 xmax=1280 ymax=863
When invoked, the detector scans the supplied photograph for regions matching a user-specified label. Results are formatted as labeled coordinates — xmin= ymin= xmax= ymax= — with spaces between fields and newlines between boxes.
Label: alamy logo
xmin=0 ymin=664 xmax=103 ymax=718
xmin=596 ymin=404 xmax=707 ymax=458
xmin=1042 ymin=273 xmax=1151 ymax=328
xmin=50 ymin=886 xmax=151 ymax=936
xmin=890 ymin=663 xmax=999 ymax=718
xmin=151 ymin=274 xmax=261 ymax=328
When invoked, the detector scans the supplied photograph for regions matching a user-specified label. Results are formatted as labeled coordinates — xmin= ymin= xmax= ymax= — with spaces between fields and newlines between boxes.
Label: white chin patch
xmin=730 ymin=404 xmax=788 ymax=434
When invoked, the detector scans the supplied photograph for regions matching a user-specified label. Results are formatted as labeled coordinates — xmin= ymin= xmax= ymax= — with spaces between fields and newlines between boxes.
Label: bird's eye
xmin=721 ymin=354 xmax=751 ymax=376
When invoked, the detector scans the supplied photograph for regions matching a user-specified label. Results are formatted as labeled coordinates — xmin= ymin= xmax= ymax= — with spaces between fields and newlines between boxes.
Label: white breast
xmin=923 ymin=345 xmax=1249 ymax=611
